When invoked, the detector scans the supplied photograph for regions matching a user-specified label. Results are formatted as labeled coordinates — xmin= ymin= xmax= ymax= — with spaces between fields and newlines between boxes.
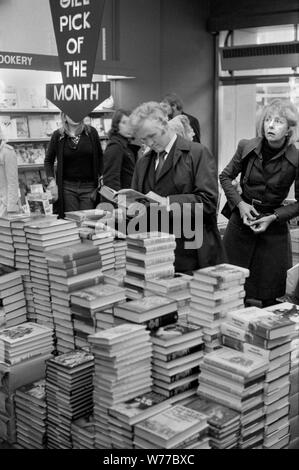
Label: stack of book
xmin=290 ymin=228 xmax=299 ymax=265
xmin=0 ymin=215 xmax=16 ymax=267
xmin=80 ymin=228 xmax=115 ymax=272
xmin=114 ymin=295 xmax=178 ymax=331
xmin=189 ymin=263 xmax=249 ymax=352
xmin=88 ymin=324 xmax=152 ymax=449
xmin=0 ymin=322 xmax=53 ymax=444
xmin=221 ymin=306 xmax=294 ymax=449
xmin=145 ymin=273 xmax=192 ymax=317
xmin=64 ymin=208 xmax=108 ymax=224
xmin=108 ymin=391 xmax=173 ymax=449
xmin=71 ymin=414 xmax=96 ymax=449
xmin=197 ymin=347 xmax=269 ymax=449
xmin=113 ymin=238 xmax=127 ymax=271
xmin=185 ymin=395 xmax=240 ymax=449
xmin=45 ymin=350 xmax=94 ymax=449
xmin=263 ymin=302 xmax=299 ymax=449
xmin=46 ymin=243 xmax=103 ymax=354
xmin=70 ymin=283 xmax=126 ymax=348
xmin=14 ymin=379 xmax=47 ymax=449
xmin=0 ymin=265 xmax=27 ymax=327
xmin=103 ymin=269 xmax=126 ymax=287
xmin=24 ymin=217 xmax=80 ymax=328
xmin=151 ymin=321 xmax=204 ymax=399
xmin=134 ymin=404 xmax=209 ymax=449
xmin=124 ymin=232 xmax=176 ymax=297
xmin=10 ymin=216 xmax=36 ymax=321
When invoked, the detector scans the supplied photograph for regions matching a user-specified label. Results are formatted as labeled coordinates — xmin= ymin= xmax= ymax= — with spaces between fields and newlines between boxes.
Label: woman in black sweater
xmin=44 ymin=113 xmax=103 ymax=218
xmin=103 ymin=109 xmax=139 ymax=191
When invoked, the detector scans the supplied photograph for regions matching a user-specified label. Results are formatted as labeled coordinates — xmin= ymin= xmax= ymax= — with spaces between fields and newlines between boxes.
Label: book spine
xmin=128 ymin=236 xmax=175 ymax=247
xmin=161 ymin=344 xmax=204 ymax=362
xmin=221 ymin=334 xmax=244 ymax=352
xmin=170 ymin=366 xmax=199 ymax=383
xmin=168 ymin=379 xmax=198 ymax=397
xmin=144 ymin=311 xmax=178 ymax=331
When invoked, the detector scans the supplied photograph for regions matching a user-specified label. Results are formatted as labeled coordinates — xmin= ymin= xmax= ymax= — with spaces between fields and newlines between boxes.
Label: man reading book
xmin=129 ymin=102 xmax=224 ymax=274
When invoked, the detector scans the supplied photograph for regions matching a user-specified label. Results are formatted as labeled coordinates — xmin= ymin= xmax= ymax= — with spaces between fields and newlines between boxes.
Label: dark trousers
xmin=63 ymin=180 xmax=96 ymax=212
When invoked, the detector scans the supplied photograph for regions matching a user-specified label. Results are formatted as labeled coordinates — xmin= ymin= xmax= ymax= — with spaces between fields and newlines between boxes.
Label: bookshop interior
xmin=1 ymin=0 xmax=299 ymax=451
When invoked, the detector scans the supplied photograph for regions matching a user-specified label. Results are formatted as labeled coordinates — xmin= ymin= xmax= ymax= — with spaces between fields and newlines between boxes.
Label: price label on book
xmin=46 ymin=0 xmax=110 ymax=122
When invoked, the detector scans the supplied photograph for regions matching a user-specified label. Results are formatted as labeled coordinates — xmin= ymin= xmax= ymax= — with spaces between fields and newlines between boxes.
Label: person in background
xmin=168 ymin=114 xmax=195 ymax=141
xmin=44 ymin=112 xmax=103 ymax=218
xmin=161 ymin=92 xmax=201 ymax=143
xmin=103 ymin=109 xmax=139 ymax=191
xmin=219 ymin=99 xmax=299 ymax=308
xmin=129 ymin=101 xmax=224 ymax=274
xmin=0 ymin=127 xmax=20 ymax=216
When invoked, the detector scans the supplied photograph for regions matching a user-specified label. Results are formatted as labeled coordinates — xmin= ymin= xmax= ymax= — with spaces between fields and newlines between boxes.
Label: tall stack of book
xmin=14 ymin=379 xmax=47 ymax=449
xmin=189 ymin=264 xmax=249 ymax=352
xmin=70 ymin=283 xmax=126 ymax=348
xmin=197 ymin=347 xmax=269 ymax=449
xmin=88 ymin=324 xmax=152 ymax=449
xmin=185 ymin=396 xmax=241 ymax=449
xmin=114 ymin=295 xmax=178 ymax=331
xmin=71 ymin=415 xmax=96 ymax=449
xmin=113 ymin=238 xmax=127 ymax=271
xmin=10 ymin=216 xmax=36 ymax=321
xmin=263 ymin=302 xmax=299 ymax=449
xmin=80 ymin=227 xmax=115 ymax=272
xmin=24 ymin=218 xmax=80 ymax=328
xmin=0 ymin=216 xmax=16 ymax=267
xmin=124 ymin=232 xmax=176 ymax=298
xmin=0 ymin=265 xmax=27 ymax=327
xmin=0 ymin=322 xmax=54 ymax=444
xmin=108 ymin=391 xmax=173 ymax=449
xmin=145 ymin=273 xmax=192 ymax=317
xmin=46 ymin=244 xmax=103 ymax=354
xmin=151 ymin=321 xmax=204 ymax=399
xmin=221 ymin=306 xmax=294 ymax=449
xmin=134 ymin=404 xmax=209 ymax=449
xmin=45 ymin=350 xmax=94 ymax=449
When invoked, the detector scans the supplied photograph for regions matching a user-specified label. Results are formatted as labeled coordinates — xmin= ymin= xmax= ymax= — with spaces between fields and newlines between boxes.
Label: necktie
xmin=155 ymin=151 xmax=167 ymax=179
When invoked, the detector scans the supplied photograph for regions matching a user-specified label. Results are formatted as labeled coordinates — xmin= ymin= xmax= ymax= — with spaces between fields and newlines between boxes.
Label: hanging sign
xmin=46 ymin=0 xmax=110 ymax=122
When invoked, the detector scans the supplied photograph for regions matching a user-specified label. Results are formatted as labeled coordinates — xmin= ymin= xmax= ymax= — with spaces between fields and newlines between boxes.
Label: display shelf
xmin=7 ymin=137 xmax=51 ymax=143
xmin=0 ymin=108 xmax=60 ymax=114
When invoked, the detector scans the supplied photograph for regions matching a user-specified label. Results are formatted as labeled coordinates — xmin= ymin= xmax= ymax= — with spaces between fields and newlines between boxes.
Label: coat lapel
xmin=137 ymin=152 xmax=154 ymax=192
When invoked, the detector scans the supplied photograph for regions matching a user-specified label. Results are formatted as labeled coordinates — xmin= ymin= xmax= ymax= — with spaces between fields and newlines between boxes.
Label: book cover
xmin=11 ymin=116 xmax=29 ymax=138
xmin=70 ymin=284 xmax=126 ymax=308
xmin=151 ymin=322 xmax=203 ymax=347
xmin=0 ymin=322 xmax=52 ymax=345
xmin=193 ymin=263 xmax=249 ymax=284
xmin=88 ymin=323 xmax=147 ymax=344
xmin=99 ymin=185 xmax=162 ymax=208
xmin=47 ymin=350 xmax=94 ymax=369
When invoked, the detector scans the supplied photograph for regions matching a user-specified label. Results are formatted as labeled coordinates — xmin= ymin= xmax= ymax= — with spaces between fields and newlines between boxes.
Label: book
xmin=227 ymin=307 xmax=295 ymax=340
xmin=45 ymin=243 xmax=99 ymax=262
xmin=70 ymin=284 xmax=126 ymax=309
xmin=193 ymin=263 xmax=249 ymax=285
xmin=185 ymin=396 xmax=240 ymax=429
xmin=134 ymin=405 xmax=208 ymax=448
xmin=114 ymin=296 xmax=177 ymax=320
xmin=202 ymin=347 xmax=269 ymax=378
xmin=127 ymin=232 xmax=175 ymax=247
xmin=151 ymin=322 xmax=203 ymax=347
xmin=99 ymin=185 xmax=163 ymax=208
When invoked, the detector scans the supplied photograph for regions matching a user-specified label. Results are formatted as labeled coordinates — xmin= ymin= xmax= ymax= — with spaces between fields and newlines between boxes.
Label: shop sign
xmin=46 ymin=0 xmax=110 ymax=122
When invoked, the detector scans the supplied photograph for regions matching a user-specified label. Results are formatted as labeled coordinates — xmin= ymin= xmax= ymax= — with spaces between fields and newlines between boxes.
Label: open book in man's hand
xmin=99 ymin=185 xmax=167 ymax=208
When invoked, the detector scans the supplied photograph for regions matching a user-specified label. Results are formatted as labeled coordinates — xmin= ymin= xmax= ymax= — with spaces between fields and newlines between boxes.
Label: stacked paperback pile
xmin=10 ymin=216 xmax=36 ymax=321
xmin=185 ymin=395 xmax=241 ymax=449
xmin=70 ymin=283 xmax=126 ymax=348
xmin=134 ymin=404 xmax=209 ymax=449
xmin=290 ymin=228 xmax=299 ymax=265
xmin=14 ymin=379 xmax=47 ymax=449
xmin=108 ymin=391 xmax=173 ymax=449
xmin=45 ymin=350 xmax=94 ymax=449
xmin=80 ymin=227 xmax=115 ymax=272
xmin=124 ymin=232 xmax=176 ymax=298
xmin=0 ymin=265 xmax=27 ymax=327
xmin=88 ymin=324 xmax=152 ymax=449
xmin=46 ymin=243 xmax=103 ymax=353
xmin=197 ymin=347 xmax=269 ymax=449
xmin=71 ymin=415 xmax=96 ymax=449
xmin=0 ymin=216 xmax=16 ymax=267
xmin=0 ymin=322 xmax=54 ymax=443
xmin=114 ymin=295 xmax=178 ymax=331
xmin=264 ymin=302 xmax=299 ymax=449
xmin=221 ymin=306 xmax=294 ymax=449
xmin=189 ymin=263 xmax=249 ymax=352
xmin=24 ymin=217 xmax=80 ymax=328
xmin=151 ymin=321 xmax=204 ymax=399
xmin=113 ymin=238 xmax=127 ymax=270
xmin=145 ymin=273 xmax=192 ymax=317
